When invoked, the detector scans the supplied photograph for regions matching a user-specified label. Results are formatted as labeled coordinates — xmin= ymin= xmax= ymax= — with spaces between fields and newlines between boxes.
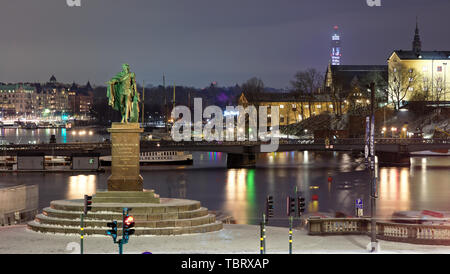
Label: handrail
xmin=0 ymin=138 xmax=448 ymax=151
xmin=308 ymin=217 xmax=450 ymax=246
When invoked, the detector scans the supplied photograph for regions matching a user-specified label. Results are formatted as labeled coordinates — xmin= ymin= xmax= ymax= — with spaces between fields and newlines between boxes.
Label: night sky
xmin=1 ymin=0 xmax=450 ymax=88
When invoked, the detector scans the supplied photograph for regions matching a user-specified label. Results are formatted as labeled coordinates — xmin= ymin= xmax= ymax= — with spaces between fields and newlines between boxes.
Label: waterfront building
xmin=324 ymin=64 xmax=388 ymax=112
xmin=238 ymin=91 xmax=343 ymax=126
xmin=387 ymin=20 xmax=450 ymax=104
xmin=68 ymin=81 xmax=94 ymax=118
xmin=0 ymin=84 xmax=36 ymax=116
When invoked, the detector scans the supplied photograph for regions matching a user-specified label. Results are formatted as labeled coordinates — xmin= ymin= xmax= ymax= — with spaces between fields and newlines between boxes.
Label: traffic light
xmin=266 ymin=196 xmax=274 ymax=218
xmin=287 ymin=196 xmax=296 ymax=216
xmin=107 ymin=221 xmax=118 ymax=242
xmin=123 ymin=209 xmax=135 ymax=242
xmin=298 ymin=197 xmax=306 ymax=216
xmin=83 ymin=195 xmax=92 ymax=215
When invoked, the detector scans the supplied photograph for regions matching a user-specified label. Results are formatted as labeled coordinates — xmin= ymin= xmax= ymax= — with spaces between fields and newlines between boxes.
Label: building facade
xmin=387 ymin=21 xmax=450 ymax=105
xmin=324 ymin=64 xmax=388 ymax=112
xmin=0 ymin=84 xmax=36 ymax=116
xmin=238 ymin=92 xmax=343 ymax=126
xmin=68 ymin=81 xmax=94 ymax=117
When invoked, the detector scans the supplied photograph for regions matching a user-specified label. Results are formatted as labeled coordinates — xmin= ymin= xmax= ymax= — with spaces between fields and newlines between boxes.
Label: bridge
xmin=1 ymin=138 xmax=448 ymax=168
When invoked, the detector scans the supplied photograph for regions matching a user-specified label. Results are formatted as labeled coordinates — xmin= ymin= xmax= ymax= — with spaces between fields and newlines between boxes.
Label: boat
xmin=410 ymin=149 xmax=450 ymax=156
xmin=391 ymin=210 xmax=450 ymax=225
xmin=100 ymin=151 xmax=193 ymax=166
xmin=2 ymin=122 xmax=19 ymax=129
xmin=25 ymin=122 xmax=38 ymax=129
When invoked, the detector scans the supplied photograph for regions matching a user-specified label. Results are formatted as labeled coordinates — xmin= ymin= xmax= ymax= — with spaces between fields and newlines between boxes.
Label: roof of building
xmin=328 ymin=65 xmax=387 ymax=72
xmin=0 ymin=84 xmax=36 ymax=91
xmin=325 ymin=65 xmax=388 ymax=93
xmin=241 ymin=91 xmax=332 ymax=103
xmin=392 ymin=50 xmax=450 ymax=60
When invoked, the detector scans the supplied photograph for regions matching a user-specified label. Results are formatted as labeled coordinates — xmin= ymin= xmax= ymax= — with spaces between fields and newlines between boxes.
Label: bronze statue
xmin=107 ymin=64 xmax=140 ymax=123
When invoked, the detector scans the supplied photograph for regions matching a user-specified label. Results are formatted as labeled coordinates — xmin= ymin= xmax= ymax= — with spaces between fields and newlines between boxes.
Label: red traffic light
xmin=124 ymin=216 xmax=135 ymax=226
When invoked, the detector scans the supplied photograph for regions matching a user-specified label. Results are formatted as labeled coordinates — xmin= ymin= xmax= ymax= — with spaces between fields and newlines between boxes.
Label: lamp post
xmin=369 ymin=82 xmax=378 ymax=252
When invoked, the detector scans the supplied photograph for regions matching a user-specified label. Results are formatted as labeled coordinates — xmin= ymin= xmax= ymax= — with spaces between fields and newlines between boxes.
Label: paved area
xmin=1 ymin=224 xmax=450 ymax=254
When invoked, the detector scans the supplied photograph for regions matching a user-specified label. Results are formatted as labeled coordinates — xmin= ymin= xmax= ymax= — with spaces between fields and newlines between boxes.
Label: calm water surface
xmin=0 ymin=129 xmax=449 ymax=226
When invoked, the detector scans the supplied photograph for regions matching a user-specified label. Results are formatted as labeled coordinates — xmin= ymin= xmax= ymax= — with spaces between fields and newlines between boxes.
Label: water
xmin=0 ymin=129 xmax=449 ymax=226
xmin=0 ymin=127 xmax=105 ymax=144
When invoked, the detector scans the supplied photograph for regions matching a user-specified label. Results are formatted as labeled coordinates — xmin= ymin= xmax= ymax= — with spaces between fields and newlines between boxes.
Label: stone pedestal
xmin=107 ymin=122 xmax=144 ymax=191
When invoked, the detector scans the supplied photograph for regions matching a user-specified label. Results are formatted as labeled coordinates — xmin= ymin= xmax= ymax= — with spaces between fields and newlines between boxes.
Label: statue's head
xmin=122 ymin=63 xmax=130 ymax=73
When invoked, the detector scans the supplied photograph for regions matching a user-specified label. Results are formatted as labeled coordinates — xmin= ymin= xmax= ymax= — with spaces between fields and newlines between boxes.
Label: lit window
xmin=280 ymin=105 xmax=284 ymax=109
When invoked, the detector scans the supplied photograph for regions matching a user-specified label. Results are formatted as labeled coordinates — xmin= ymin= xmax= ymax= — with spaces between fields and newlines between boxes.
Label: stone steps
xmin=27 ymin=220 xmax=223 ymax=236
xmin=50 ymin=199 xmax=201 ymax=214
xmin=34 ymin=213 xmax=217 ymax=228
xmin=92 ymin=190 xmax=160 ymax=204
xmin=42 ymin=207 xmax=209 ymax=221
xmin=28 ymin=197 xmax=223 ymax=236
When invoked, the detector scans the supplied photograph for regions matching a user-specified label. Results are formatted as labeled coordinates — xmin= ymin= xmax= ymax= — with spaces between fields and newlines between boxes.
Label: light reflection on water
xmin=66 ymin=175 xmax=97 ymax=200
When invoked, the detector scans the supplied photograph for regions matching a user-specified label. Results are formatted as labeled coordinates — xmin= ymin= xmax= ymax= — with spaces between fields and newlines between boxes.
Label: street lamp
xmin=391 ymin=127 xmax=397 ymax=138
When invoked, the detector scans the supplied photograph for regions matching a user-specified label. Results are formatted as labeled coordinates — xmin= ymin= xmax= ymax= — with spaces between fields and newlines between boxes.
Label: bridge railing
xmin=0 ymin=138 xmax=448 ymax=151
xmin=308 ymin=217 xmax=450 ymax=245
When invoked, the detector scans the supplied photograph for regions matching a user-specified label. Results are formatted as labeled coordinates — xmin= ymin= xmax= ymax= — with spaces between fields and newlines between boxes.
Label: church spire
xmin=412 ymin=17 xmax=422 ymax=55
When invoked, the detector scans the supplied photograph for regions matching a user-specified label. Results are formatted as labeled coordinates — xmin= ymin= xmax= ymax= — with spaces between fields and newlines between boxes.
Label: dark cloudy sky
xmin=1 ymin=0 xmax=449 ymax=88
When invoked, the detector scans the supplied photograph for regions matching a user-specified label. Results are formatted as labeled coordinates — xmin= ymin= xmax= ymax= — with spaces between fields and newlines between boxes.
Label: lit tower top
xmin=331 ymin=25 xmax=342 ymax=65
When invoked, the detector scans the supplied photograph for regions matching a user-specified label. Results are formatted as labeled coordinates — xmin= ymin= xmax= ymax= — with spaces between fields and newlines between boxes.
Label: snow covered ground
xmin=1 ymin=224 xmax=450 ymax=254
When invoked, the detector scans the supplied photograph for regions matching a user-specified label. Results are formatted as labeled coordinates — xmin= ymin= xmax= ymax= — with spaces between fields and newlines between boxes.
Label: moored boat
xmin=100 ymin=151 xmax=193 ymax=166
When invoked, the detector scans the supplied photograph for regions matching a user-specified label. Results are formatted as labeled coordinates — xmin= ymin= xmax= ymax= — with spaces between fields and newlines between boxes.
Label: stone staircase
xmin=27 ymin=196 xmax=223 ymax=236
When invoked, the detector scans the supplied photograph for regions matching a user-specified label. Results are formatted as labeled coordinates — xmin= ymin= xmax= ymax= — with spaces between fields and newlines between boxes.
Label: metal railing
xmin=308 ymin=217 xmax=450 ymax=245
xmin=0 ymin=138 xmax=448 ymax=152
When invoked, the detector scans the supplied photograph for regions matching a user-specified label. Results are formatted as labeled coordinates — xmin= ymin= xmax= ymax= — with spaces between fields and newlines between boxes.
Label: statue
xmin=107 ymin=64 xmax=140 ymax=123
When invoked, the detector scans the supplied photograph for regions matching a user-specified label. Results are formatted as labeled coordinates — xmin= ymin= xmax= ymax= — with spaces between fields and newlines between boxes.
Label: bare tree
xmin=242 ymin=77 xmax=264 ymax=101
xmin=387 ymin=63 xmax=419 ymax=111
xmin=291 ymin=68 xmax=324 ymax=118
xmin=291 ymin=68 xmax=324 ymax=94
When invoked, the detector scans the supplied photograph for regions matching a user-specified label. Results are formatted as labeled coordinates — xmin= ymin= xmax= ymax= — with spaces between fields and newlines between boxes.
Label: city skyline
xmin=1 ymin=0 xmax=450 ymax=88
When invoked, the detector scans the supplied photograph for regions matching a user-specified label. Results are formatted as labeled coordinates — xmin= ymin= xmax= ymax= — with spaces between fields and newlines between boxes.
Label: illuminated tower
xmin=331 ymin=26 xmax=342 ymax=65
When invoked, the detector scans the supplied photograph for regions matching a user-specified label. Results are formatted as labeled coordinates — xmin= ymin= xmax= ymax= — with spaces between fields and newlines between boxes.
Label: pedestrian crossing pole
xmin=260 ymin=213 xmax=266 ymax=254
xmin=289 ymin=216 xmax=293 ymax=254
xmin=80 ymin=213 xmax=84 ymax=254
